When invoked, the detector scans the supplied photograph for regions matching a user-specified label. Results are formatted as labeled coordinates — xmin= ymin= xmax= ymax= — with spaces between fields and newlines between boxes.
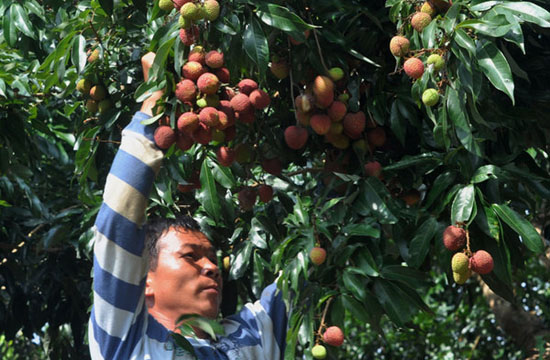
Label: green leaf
xmin=341 ymin=294 xmax=371 ymax=324
xmin=451 ymin=184 xmax=475 ymax=225
xmin=11 ymin=3 xmax=35 ymax=39
xmin=353 ymin=178 xmax=397 ymax=224
xmin=343 ymin=269 xmax=367 ymax=301
xmin=197 ymin=159 xmax=222 ymax=224
xmin=424 ymin=171 xmax=456 ymax=209
xmin=497 ymin=2 xmax=550 ymax=28
xmin=243 ymin=16 xmax=269 ymax=79
xmin=210 ymin=162 xmax=236 ymax=189
xmin=471 ymin=165 xmax=511 ymax=184
xmin=408 ymin=217 xmax=438 ymax=268
xmin=383 ymin=152 xmax=442 ymax=171
xmin=447 ymin=87 xmax=482 ymax=156
xmin=71 ymin=34 xmax=87 ymax=74
xmin=354 ymin=246 xmax=380 ymax=277
xmin=249 ymin=218 xmax=268 ymax=249
xmin=453 ymin=29 xmax=476 ymax=56
xmin=492 ymin=204 xmax=544 ymax=253
xmin=229 ymin=240 xmax=253 ymax=280
xmin=476 ymin=39 xmax=515 ymax=104
xmin=3 ymin=6 xmax=18 ymax=47
xmin=348 ymin=49 xmax=381 ymax=68
xmin=381 ymin=265 xmax=428 ymax=289
xmin=171 ymin=333 xmax=197 ymax=358
xmin=256 ymin=4 xmax=313 ymax=33
xmin=98 ymin=0 xmax=114 ymax=16
xmin=342 ymin=222 xmax=380 ymax=238
xmin=373 ymin=279 xmax=419 ymax=326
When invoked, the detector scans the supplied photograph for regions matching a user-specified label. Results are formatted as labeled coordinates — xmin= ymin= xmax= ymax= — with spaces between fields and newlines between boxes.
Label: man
xmin=88 ymin=53 xmax=287 ymax=359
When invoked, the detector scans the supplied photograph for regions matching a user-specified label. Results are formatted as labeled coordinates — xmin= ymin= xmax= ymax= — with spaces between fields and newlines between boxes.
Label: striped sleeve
xmin=89 ymin=111 xmax=164 ymax=360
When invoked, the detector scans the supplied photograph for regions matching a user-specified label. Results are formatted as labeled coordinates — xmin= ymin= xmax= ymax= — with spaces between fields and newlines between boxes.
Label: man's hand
xmin=140 ymin=52 xmax=165 ymax=116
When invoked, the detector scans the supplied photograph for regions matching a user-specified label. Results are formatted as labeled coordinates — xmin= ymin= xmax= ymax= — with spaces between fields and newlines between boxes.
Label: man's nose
xmin=201 ymin=258 xmax=220 ymax=279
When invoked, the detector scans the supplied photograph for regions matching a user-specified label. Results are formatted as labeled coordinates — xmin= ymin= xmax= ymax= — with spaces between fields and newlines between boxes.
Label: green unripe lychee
xmin=223 ymin=256 xmax=230 ymax=271
xmin=203 ymin=0 xmax=220 ymax=21
xmin=180 ymin=2 xmax=199 ymax=20
xmin=312 ymin=344 xmax=327 ymax=359
xmin=89 ymin=85 xmax=107 ymax=101
xmin=86 ymin=99 xmax=99 ymax=113
xmin=420 ymin=1 xmax=437 ymax=17
xmin=159 ymin=0 xmax=174 ymax=11
xmin=422 ymin=88 xmax=439 ymax=107
xmin=98 ymin=99 xmax=112 ymax=114
xmin=328 ymin=67 xmax=344 ymax=81
xmin=411 ymin=12 xmax=432 ymax=32
xmin=178 ymin=15 xmax=192 ymax=29
xmin=76 ymin=79 xmax=92 ymax=94
xmin=427 ymin=54 xmax=445 ymax=71
xmin=453 ymin=269 xmax=471 ymax=285
xmin=451 ymin=252 xmax=469 ymax=274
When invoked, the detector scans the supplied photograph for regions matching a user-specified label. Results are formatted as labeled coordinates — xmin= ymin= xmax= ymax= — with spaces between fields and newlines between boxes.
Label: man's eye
xmin=181 ymin=253 xmax=194 ymax=259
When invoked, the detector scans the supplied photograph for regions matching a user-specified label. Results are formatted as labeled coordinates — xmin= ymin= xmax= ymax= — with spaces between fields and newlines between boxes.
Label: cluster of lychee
xmin=389 ymin=1 xmax=446 ymax=107
xmin=443 ymin=225 xmax=494 ymax=284
xmin=311 ymin=326 xmax=344 ymax=359
xmin=285 ymin=70 xmax=387 ymax=153
xmin=157 ymin=0 xmax=220 ymax=46
xmin=76 ymin=79 xmax=111 ymax=115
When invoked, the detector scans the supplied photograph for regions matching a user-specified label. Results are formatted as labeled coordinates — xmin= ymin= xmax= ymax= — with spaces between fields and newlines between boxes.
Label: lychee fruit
xmin=284 ymin=126 xmax=308 ymax=150
xmin=411 ymin=12 xmax=432 ymax=32
xmin=470 ymin=250 xmax=494 ymax=275
xmin=249 ymin=89 xmax=270 ymax=110
xmin=313 ymin=75 xmax=334 ymax=109
xmin=223 ymin=256 xmax=230 ymax=271
xmin=154 ymin=126 xmax=176 ymax=149
xmin=323 ymin=326 xmax=344 ymax=347
xmin=180 ymin=2 xmax=199 ymax=19
xmin=199 ymin=107 xmax=219 ymax=127
xmin=367 ymin=127 xmax=387 ymax=148
xmin=295 ymin=94 xmax=314 ymax=113
xmin=427 ymin=53 xmax=445 ymax=71
xmin=329 ymin=122 xmax=343 ymax=135
xmin=403 ymin=58 xmax=425 ymax=79
xmin=312 ymin=344 xmax=327 ymax=359
xmin=389 ymin=36 xmax=410 ymax=57
xmin=328 ymin=67 xmax=344 ymax=81
xmin=159 ymin=0 xmax=174 ymax=11
xmin=179 ymin=15 xmax=191 ymax=29
xmin=205 ymin=50 xmax=224 ymax=69
xmin=400 ymin=189 xmax=421 ymax=206
xmin=90 ymin=85 xmax=107 ymax=101
xmin=421 ymin=1 xmax=437 ymax=17
xmin=230 ymin=93 xmax=252 ymax=113
xmin=343 ymin=112 xmax=366 ymax=139
xmin=422 ymin=88 xmax=439 ymax=107
xmin=182 ymin=61 xmax=205 ymax=81
xmin=174 ymin=0 xmax=193 ymax=11
xmin=238 ymin=79 xmax=258 ymax=95
xmin=270 ymin=59 xmax=289 ymax=79
xmin=258 ymin=184 xmax=274 ymax=203
xmin=310 ymin=114 xmax=332 ymax=135
xmin=289 ymin=29 xmax=311 ymax=45
xmin=327 ymin=133 xmax=350 ymax=150
xmin=309 ymin=247 xmax=327 ymax=265
xmin=451 ymin=252 xmax=469 ymax=274
xmin=364 ymin=161 xmax=382 ymax=178
xmin=188 ymin=46 xmax=206 ymax=64
xmin=216 ymin=110 xmax=231 ymax=130
xmin=218 ymin=100 xmax=235 ymax=124
xmin=197 ymin=73 xmax=220 ymax=95
xmin=203 ymin=0 xmax=220 ymax=21
xmin=76 ymin=79 xmax=92 ymax=94
xmin=296 ymin=111 xmax=311 ymax=126
xmin=216 ymin=146 xmax=235 ymax=167
xmin=327 ymin=101 xmax=347 ymax=122
xmin=98 ymin=99 xmax=112 ymax=114
xmin=238 ymin=187 xmax=257 ymax=211
xmin=262 ymin=158 xmax=282 ymax=176
xmin=443 ymin=225 xmax=466 ymax=251
xmin=86 ymin=99 xmax=98 ymax=113
xmin=192 ymin=123 xmax=212 ymax=145
xmin=176 ymin=132 xmax=194 ymax=151
xmin=87 ymin=48 xmax=100 ymax=63
xmin=175 ymin=79 xmax=197 ymax=102
xmin=453 ymin=269 xmax=472 ymax=284
xmin=237 ymin=110 xmax=255 ymax=124
xmin=179 ymin=26 xmax=199 ymax=46
xmin=215 ymin=67 xmax=230 ymax=83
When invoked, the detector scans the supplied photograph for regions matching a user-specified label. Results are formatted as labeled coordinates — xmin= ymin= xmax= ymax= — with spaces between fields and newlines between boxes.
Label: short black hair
xmin=144 ymin=215 xmax=201 ymax=271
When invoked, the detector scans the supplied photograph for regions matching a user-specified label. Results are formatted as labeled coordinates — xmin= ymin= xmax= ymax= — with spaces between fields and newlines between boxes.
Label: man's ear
xmin=145 ymin=274 xmax=154 ymax=297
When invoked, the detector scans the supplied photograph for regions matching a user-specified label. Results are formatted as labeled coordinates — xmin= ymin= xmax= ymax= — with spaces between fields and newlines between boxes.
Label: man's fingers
xmin=141 ymin=52 xmax=156 ymax=82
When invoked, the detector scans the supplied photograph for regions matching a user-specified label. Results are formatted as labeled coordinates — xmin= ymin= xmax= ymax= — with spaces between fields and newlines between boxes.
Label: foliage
xmin=0 ymin=0 xmax=549 ymax=358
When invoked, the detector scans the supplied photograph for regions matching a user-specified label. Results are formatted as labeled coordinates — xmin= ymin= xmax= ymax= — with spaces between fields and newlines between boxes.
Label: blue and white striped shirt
xmin=89 ymin=111 xmax=287 ymax=359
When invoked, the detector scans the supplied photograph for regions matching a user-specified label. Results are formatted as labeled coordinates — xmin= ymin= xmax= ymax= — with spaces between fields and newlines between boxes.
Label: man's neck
xmin=148 ymin=307 xmax=212 ymax=339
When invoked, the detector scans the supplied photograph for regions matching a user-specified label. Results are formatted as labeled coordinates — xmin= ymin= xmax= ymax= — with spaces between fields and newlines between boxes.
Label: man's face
xmin=145 ymin=227 xmax=222 ymax=324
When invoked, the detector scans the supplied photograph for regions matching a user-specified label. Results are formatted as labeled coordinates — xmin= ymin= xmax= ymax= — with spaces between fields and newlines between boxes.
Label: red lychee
xmin=238 ymin=79 xmax=259 ymax=95
xmin=313 ymin=75 xmax=334 ymax=109
xmin=284 ymin=126 xmax=308 ymax=150
xmin=443 ymin=225 xmax=466 ymax=251
xmin=470 ymin=250 xmax=494 ymax=275
xmin=205 ymin=50 xmax=224 ymax=69
xmin=389 ymin=36 xmax=410 ymax=57
xmin=216 ymin=146 xmax=235 ymax=167
xmin=174 ymin=0 xmax=193 ymax=11
xmin=367 ymin=127 xmax=387 ymax=148
xmin=411 ymin=12 xmax=432 ymax=32
xmin=197 ymin=73 xmax=220 ymax=95
xmin=176 ymin=132 xmax=194 ymax=151
xmin=177 ymin=111 xmax=200 ymax=134
xmin=327 ymin=101 xmax=347 ymax=122
xmin=188 ymin=46 xmax=206 ymax=64
xmin=249 ymin=89 xmax=270 ymax=110
xmin=154 ymin=126 xmax=176 ymax=149
xmin=182 ymin=61 xmax=205 ymax=81
xmin=364 ymin=161 xmax=382 ymax=178
xmin=343 ymin=112 xmax=366 ymax=139
xmin=230 ymin=93 xmax=252 ymax=113
xmin=238 ymin=187 xmax=257 ymax=211
xmin=261 ymin=158 xmax=282 ymax=176
xmin=323 ymin=326 xmax=344 ymax=347
xmin=175 ymin=79 xmax=197 ymax=102
xmin=218 ymin=100 xmax=235 ymax=124
xmin=310 ymin=114 xmax=332 ymax=135
xmin=309 ymin=247 xmax=327 ymax=265
xmin=199 ymin=107 xmax=219 ymax=127
xmin=215 ymin=67 xmax=230 ymax=83
xmin=403 ymin=58 xmax=425 ymax=79
xmin=179 ymin=26 xmax=199 ymax=46
xmin=258 ymin=184 xmax=274 ymax=203
xmin=236 ymin=109 xmax=256 ymax=124
xmin=192 ymin=123 xmax=212 ymax=145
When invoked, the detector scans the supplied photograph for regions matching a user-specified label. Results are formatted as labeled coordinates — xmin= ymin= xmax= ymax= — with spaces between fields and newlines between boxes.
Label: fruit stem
xmin=465 ymin=228 xmax=472 ymax=257
xmin=287 ymin=38 xmax=299 ymax=125
xmin=308 ymin=14 xmax=330 ymax=75
xmin=316 ymin=296 xmax=333 ymax=342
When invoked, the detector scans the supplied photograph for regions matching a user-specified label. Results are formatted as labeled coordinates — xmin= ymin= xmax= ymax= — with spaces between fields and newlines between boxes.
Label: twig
xmin=316 ymin=296 xmax=334 ymax=343
xmin=83 ymin=137 xmax=121 ymax=144
xmin=287 ymin=37 xmax=298 ymax=125
xmin=308 ymin=14 xmax=330 ymax=74
xmin=89 ymin=12 xmax=111 ymax=57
